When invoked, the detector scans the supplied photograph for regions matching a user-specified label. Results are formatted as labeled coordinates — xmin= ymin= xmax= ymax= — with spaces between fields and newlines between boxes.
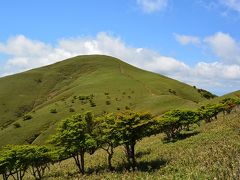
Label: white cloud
xmin=137 ymin=0 xmax=168 ymax=13
xmin=220 ymin=0 xmax=240 ymax=12
xmin=174 ymin=33 xmax=201 ymax=45
xmin=204 ymin=32 xmax=240 ymax=64
xmin=0 ymin=32 xmax=240 ymax=95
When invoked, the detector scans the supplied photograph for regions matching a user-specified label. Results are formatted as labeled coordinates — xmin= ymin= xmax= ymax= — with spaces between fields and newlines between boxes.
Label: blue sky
xmin=0 ymin=0 xmax=240 ymax=95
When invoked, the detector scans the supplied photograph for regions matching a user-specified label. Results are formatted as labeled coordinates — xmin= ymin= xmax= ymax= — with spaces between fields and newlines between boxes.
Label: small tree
xmin=115 ymin=111 xmax=156 ymax=170
xmin=198 ymin=104 xmax=224 ymax=123
xmin=28 ymin=146 xmax=53 ymax=180
xmin=50 ymin=112 xmax=97 ymax=174
xmin=220 ymin=98 xmax=238 ymax=114
xmin=95 ymin=113 xmax=120 ymax=170
xmin=0 ymin=145 xmax=32 ymax=180
xmin=158 ymin=110 xmax=199 ymax=140
xmin=0 ymin=155 xmax=8 ymax=180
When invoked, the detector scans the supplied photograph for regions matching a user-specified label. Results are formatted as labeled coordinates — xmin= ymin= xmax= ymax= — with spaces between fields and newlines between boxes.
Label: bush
xmin=69 ymin=108 xmax=75 ymax=112
xmin=89 ymin=100 xmax=96 ymax=107
xmin=158 ymin=110 xmax=199 ymax=141
xmin=125 ymin=106 xmax=130 ymax=110
xmin=50 ymin=109 xmax=57 ymax=114
xmin=169 ymin=89 xmax=176 ymax=95
xmin=23 ymin=114 xmax=32 ymax=120
xmin=106 ymin=100 xmax=111 ymax=105
xmin=13 ymin=122 xmax=21 ymax=128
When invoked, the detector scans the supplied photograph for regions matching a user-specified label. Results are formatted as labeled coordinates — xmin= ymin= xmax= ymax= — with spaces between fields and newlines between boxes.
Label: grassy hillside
xmin=23 ymin=105 xmax=240 ymax=179
xmin=0 ymin=55 xmax=208 ymax=147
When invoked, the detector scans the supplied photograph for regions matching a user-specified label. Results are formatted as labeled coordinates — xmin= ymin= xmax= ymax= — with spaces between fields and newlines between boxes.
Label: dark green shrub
xmin=50 ymin=109 xmax=57 ymax=114
xmin=89 ymin=100 xmax=96 ymax=107
xmin=23 ymin=114 xmax=32 ymax=120
xmin=13 ymin=122 xmax=21 ymax=128
xmin=69 ymin=108 xmax=75 ymax=112
xmin=106 ymin=101 xmax=111 ymax=105
xmin=125 ymin=106 xmax=130 ymax=110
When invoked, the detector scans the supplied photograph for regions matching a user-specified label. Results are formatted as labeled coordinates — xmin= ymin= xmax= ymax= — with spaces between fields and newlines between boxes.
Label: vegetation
xmin=50 ymin=112 xmax=97 ymax=174
xmin=23 ymin=115 xmax=32 ymax=121
xmin=0 ymin=96 xmax=239 ymax=179
xmin=158 ymin=109 xmax=199 ymax=141
xmin=0 ymin=55 xmax=209 ymax=147
xmin=114 ymin=111 xmax=156 ymax=169
xmin=197 ymin=88 xmax=217 ymax=99
xmin=0 ymin=55 xmax=239 ymax=179
xmin=0 ymin=145 xmax=53 ymax=180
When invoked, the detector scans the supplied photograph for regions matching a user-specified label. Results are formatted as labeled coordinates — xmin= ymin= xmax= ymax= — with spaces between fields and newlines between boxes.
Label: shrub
xmin=69 ymin=108 xmax=75 ymax=112
xmin=50 ymin=109 xmax=57 ymax=114
xmin=50 ymin=112 xmax=97 ymax=174
xmin=115 ymin=111 xmax=156 ymax=169
xmin=106 ymin=100 xmax=111 ymax=105
xmin=13 ymin=122 xmax=21 ymax=128
xmin=197 ymin=89 xmax=217 ymax=99
xmin=125 ymin=106 xmax=130 ymax=110
xmin=169 ymin=89 xmax=177 ymax=95
xmin=23 ymin=114 xmax=32 ymax=120
xmin=198 ymin=104 xmax=224 ymax=123
xmin=158 ymin=110 xmax=199 ymax=140
xmin=89 ymin=100 xmax=96 ymax=107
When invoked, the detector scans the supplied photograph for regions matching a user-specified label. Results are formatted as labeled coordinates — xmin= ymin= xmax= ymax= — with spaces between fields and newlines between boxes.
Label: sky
xmin=0 ymin=0 xmax=240 ymax=95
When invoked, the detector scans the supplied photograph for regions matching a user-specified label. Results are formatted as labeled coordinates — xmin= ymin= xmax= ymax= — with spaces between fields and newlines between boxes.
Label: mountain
xmin=0 ymin=55 xmax=209 ymax=147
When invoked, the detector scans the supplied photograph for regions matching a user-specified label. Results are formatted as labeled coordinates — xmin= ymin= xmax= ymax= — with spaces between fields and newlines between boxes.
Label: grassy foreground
xmin=18 ymin=107 xmax=240 ymax=180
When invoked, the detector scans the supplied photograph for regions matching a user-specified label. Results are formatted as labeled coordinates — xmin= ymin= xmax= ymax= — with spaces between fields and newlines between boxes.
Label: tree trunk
xmin=130 ymin=143 xmax=136 ymax=170
xmin=73 ymin=154 xmax=81 ymax=174
xmin=125 ymin=143 xmax=136 ymax=170
xmin=107 ymin=147 xmax=114 ymax=171
xmin=80 ymin=151 xmax=85 ymax=175
xmin=125 ymin=145 xmax=131 ymax=170
xmin=2 ymin=173 xmax=8 ymax=180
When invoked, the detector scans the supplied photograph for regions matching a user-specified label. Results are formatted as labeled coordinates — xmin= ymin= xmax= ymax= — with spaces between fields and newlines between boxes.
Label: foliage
xmin=95 ymin=113 xmax=120 ymax=170
xmin=114 ymin=111 xmax=156 ymax=169
xmin=50 ymin=109 xmax=57 ymax=114
xmin=0 ymin=145 xmax=53 ymax=180
xmin=0 ymin=55 xmax=208 ymax=147
xmin=220 ymin=97 xmax=239 ymax=114
xmin=13 ymin=122 xmax=21 ymax=128
xmin=197 ymin=88 xmax=217 ymax=99
xmin=69 ymin=107 xmax=75 ymax=112
xmin=105 ymin=100 xmax=111 ymax=105
xmin=50 ymin=112 xmax=97 ymax=174
xmin=158 ymin=110 xmax=199 ymax=140
xmin=198 ymin=104 xmax=224 ymax=123
xmin=23 ymin=114 xmax=32 ymax=121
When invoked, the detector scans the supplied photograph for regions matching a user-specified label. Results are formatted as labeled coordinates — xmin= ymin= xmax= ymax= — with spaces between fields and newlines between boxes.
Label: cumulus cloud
xmin=174 ymin=33 xmax=201 ymax=45
xmin=0 ymin=32 xmax=240 ymax=95
xmin=204 ymin=32 xmax=240 ymax=64
xmin=220 ymin=0 xmax=240 ymax=12
xmin=137 ymin=0 xmax=168 ymax=13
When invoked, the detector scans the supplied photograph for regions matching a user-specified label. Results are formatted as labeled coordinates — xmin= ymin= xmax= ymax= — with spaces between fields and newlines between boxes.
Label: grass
xmin=20 ymin=107 xmax=240 ymax=179
xmin=0 ymin=55 xmax=207 ymax=147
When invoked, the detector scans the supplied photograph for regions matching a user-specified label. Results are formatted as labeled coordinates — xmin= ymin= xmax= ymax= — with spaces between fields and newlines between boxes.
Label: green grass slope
xmin=24 ymin=105 xmax=240 ymax=179
xmin=0 ymin=55 xmax=207 ymax=147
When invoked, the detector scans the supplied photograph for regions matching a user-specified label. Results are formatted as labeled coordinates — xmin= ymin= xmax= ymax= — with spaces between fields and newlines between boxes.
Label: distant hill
xmin=0 ymin=55 xmax=211 ymax=146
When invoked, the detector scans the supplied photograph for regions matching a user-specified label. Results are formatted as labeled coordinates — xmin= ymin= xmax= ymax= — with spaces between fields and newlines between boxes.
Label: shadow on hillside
xmin=86 ymin=158 xmax=168 ymax=175
xmin=163 ymin=131 xmax=199 ymax=143
xmin=135 ymin=149 xmax=151 ymax=158
xmin=136 ymin=159 xmax=168 ymax=172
